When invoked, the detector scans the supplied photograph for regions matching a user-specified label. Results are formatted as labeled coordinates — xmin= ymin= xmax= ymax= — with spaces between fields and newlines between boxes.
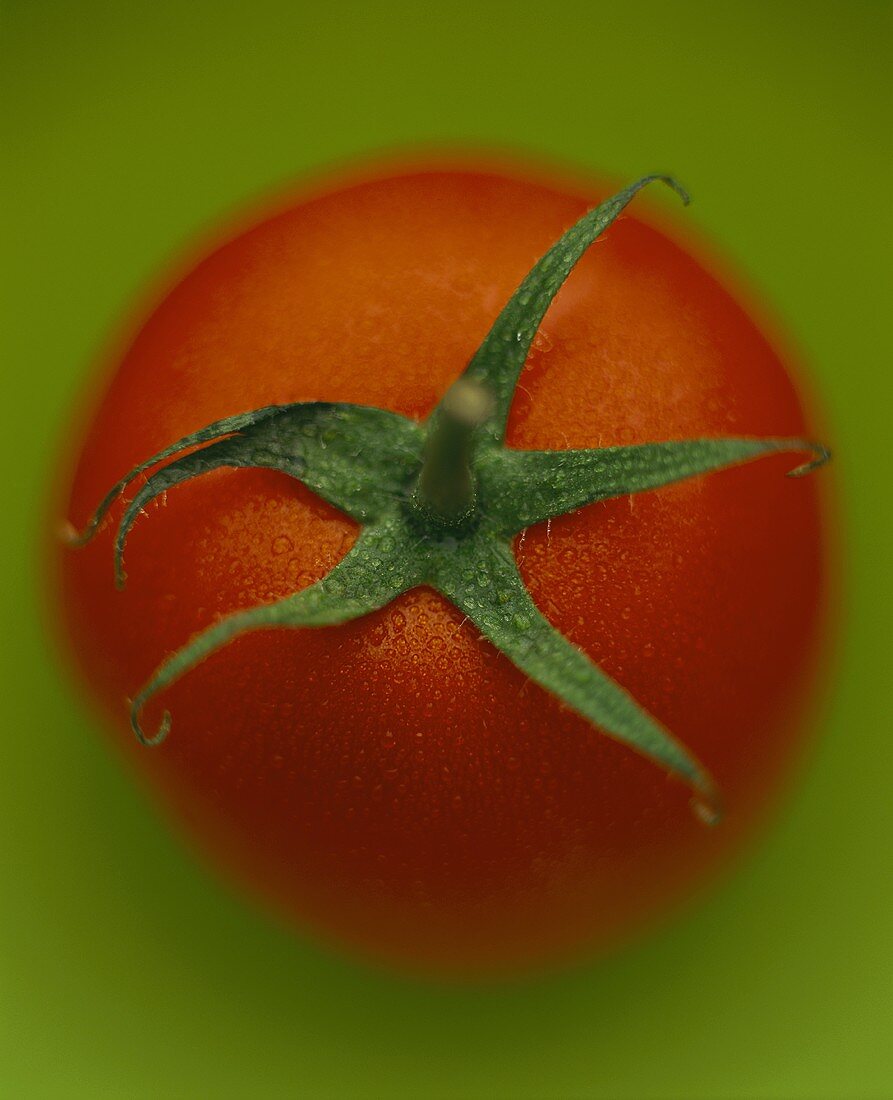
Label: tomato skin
xmin=57 ymin=165 xmax=826 ymax=974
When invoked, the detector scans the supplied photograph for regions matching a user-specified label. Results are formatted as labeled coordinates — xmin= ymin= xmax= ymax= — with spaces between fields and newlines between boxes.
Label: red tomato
xmin=56 ymin=162 xmax=827 ymax=975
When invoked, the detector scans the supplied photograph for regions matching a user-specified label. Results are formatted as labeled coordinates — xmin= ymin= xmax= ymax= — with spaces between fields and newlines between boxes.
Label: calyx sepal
xmin=67 ymin=175 xmax=830 ymax=822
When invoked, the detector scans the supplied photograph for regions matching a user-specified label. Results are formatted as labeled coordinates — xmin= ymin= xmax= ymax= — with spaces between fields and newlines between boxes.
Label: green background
xmin=3 ymin=2 xmax=891 ymax=1096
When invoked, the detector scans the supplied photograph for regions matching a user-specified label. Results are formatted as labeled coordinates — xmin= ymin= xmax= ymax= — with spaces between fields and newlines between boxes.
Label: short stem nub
xmin=413 ymin=379 xmax=493 ymax=529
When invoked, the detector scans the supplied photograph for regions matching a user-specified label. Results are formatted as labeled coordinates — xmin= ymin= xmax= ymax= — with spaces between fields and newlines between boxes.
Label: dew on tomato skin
xmin=532 ymin=329 xmax=554 ymax=354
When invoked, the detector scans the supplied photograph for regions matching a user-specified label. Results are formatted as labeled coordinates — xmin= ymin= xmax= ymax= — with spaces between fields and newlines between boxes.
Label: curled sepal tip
xmin=123 ymin=519 xmax=422 ymax=745
xmin=691 ymin=791 xmax=724 ymax=827
xmin=58 ymin=519 xmax=85 ymax=547
xmin=60 ymin=407 xmax=286 ymax=549
xmin=431 ymin=533 xmax=718 ymax=807
xmin=787 ymin=442 xmax=831 ymax=478
xmin=130 ymin=701 xmax=171 ymax=747
xmin=653 ymin=174 xmax=691 ymax=206
xmin=60 ymin=485 xmax=125 ymax=548
xmin=453 ymin=173 xmax=691 ymax=447
xmin=480 ymin=434 xmax=831 ymax=535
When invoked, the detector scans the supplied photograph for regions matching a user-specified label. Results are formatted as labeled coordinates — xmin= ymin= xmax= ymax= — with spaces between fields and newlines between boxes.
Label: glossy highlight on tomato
xmin=56 ymin=160 xmax=827 ymax=975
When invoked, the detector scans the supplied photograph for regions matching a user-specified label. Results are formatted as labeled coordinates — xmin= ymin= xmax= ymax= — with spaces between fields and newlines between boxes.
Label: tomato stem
xmin=412 ymin=379 xmax=493 ymax=529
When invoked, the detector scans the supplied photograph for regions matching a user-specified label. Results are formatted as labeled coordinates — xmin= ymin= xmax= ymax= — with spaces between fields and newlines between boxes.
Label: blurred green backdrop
xmin=3 ymin=2 xmax=891 ymax=1097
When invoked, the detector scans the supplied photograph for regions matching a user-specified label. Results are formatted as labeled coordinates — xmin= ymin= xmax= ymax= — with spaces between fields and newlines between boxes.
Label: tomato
xmin=56 ymin=161 xmax=827 ymax=975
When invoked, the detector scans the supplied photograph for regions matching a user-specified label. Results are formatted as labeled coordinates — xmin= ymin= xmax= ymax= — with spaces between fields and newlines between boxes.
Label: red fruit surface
xmin=57 ymin=164 xmax=826 ymax=974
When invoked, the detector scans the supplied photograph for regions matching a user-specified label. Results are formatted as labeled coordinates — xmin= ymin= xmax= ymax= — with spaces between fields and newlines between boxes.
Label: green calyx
xmin=66 ymin=174 xmax=830 ymax=823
